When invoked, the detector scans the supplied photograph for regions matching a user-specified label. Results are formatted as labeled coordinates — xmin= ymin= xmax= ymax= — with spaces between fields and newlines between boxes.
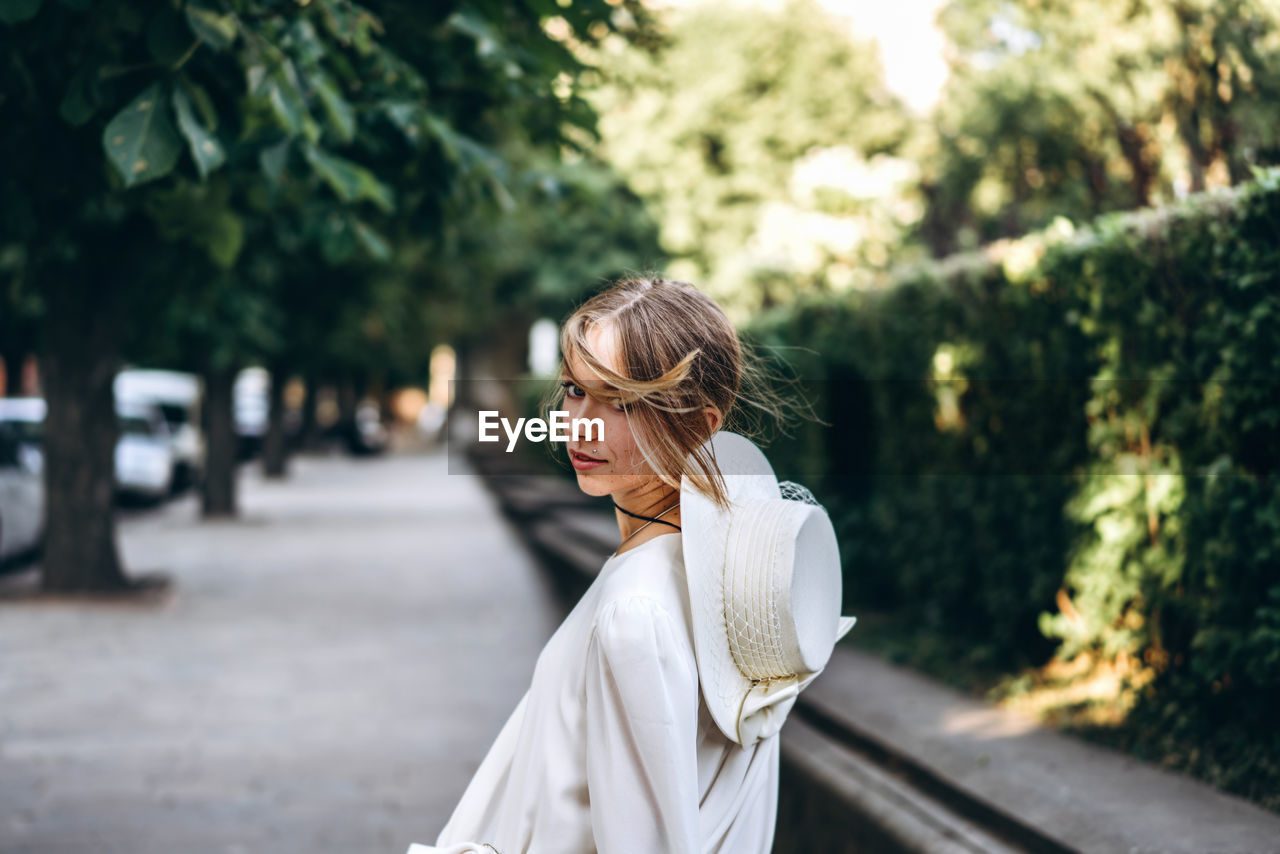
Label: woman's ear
xmin=703 ymin=404 xmax=722 ymax=435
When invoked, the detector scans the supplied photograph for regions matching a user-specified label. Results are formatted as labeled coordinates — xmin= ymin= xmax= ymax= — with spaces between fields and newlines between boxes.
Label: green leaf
xmin=286 ymin=18 xmax=325 ymax=65
xmin=308 ymin=70 xmax=356 ymax=144
xmin=319 ymin=214 xmax=358 ymax=265
xmin=446 ymin=9 xmax=503 ymax=59
xmin=318 ymin=1 xmax=379 ymax=55
xmin=179 ymin=76 xmax=219 ymax=131
xmin=59 ymin=66 xmax=102 ymax=126
xmin=184 ymin=4 xmax=236 ymax=50
xmin=142 ymin=180 xmax=244 ymax=268
xmin=382 ymin=101 xmax=427 ymax=146
xmin=257 ymin=64 xmax=319 ymax=142
xmin=259 ymin=138 xmax=291 ymax=185
xmin=353 ymin=219 xmax=392 ymax=262
xmin=265 ymin=76 xmax=302 ymax=133
xmin=0 ymin=0 xmax=41 ymax=24
xmin=172 ymin=85 xmax=225 ymax=179
xmin=302 ymin=143 xmax=394 ymax=213
xmin=201 ymin=208 xmax=244 ymax=268
xmin=101 ymin=82 xmax=183 ymax=188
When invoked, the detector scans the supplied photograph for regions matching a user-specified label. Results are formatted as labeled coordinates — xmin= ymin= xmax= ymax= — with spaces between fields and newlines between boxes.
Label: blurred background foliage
xmin=3 ymin=0 xmax=1279 ymax=814
xmin=582 ymin=0 xmax=916 ymax=315
xmin=749 ymin=171 xmax=1280 ymax=811
xmin=921 ymin=0 xmax=1280 ymax=252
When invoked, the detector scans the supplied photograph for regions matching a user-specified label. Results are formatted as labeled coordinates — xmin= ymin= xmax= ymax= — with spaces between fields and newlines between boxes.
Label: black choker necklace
xmin=613 ymin=500 xmax=682 ymax=531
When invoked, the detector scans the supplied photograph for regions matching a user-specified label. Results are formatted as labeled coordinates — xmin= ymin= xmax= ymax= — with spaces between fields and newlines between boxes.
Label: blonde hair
xmin=539 ymin=275 xmax=818 ymax=511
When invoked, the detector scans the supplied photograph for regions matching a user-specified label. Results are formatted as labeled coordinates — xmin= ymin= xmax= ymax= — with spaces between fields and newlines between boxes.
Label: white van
xmin=114 ymin=369 xmax=205 ymax=492
xmin=0 ymin=420 xmax=44 ymax=565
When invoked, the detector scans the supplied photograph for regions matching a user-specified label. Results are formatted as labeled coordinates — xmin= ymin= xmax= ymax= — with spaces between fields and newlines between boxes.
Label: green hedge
xmin=745 ymin=168 xmax=1280 ymax=808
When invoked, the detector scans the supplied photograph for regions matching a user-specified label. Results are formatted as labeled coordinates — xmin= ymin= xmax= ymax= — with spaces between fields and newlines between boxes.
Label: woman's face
xmin=559 ymin=324 xmax=662 ymax=498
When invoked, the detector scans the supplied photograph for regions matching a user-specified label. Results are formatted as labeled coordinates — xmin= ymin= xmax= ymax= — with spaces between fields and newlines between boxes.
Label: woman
xmin=407 ymin=277 xmax=854 ymax=854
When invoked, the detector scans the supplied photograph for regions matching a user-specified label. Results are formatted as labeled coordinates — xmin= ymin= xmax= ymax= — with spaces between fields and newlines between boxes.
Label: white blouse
xmin=408 ymin=531 xmax=780 ymax=854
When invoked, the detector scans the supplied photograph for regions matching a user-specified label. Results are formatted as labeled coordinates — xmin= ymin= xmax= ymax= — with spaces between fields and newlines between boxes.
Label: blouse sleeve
xmin=584 ymin=595 xmax=701 ymax=854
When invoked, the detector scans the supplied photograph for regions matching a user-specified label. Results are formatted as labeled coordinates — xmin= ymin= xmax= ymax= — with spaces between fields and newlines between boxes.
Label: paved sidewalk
xmin=0 ymin=448 xmax=563 ymax=854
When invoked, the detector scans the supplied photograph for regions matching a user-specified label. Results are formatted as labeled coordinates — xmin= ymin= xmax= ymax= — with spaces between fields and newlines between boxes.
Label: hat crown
xmin=680 ymin=430 xmax=855 ymax=746
xmin=723 ymin=488 xmax=842 ymax=682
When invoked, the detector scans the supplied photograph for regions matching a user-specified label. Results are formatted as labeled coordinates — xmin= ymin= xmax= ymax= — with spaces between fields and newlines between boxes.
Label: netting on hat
xmin=724 ymin=499 xmax=789 ymax=682
xmin=724 ymin=481 xmax=826 ymax=683
xmin=778 ymin=480 xmax=821 ymax=506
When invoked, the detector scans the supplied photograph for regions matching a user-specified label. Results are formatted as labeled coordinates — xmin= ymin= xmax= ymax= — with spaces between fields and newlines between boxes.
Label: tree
xmin=916 ymin=0 xmax=1280 ymax=253
xmin=582 ymin=0 xmax=914 ymax=318
xmin=0 ymin=0 xmax=641 ymax=592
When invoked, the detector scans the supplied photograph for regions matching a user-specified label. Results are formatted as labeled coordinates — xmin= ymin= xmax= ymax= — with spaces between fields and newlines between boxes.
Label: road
xmin=0 ymin=447 xmax=565 ymax=854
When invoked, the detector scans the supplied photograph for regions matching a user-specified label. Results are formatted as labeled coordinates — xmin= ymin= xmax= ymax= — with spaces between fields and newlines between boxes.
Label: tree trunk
xmin=1082 ymin=153 xmax=1108 ymax=216
xmin=1089 ymin=90 xmax=1154 ymax=207
xmin=336 ymin=373 xmax=358 ymax=451
xmin=298 ymin=370 xmax=320 ymax=450
xmin=452 ymin=338 xmax=473 ymax=410
xmin=337 ymin=374 xmax=358 ymax=426
xmin=262 ymin=364 xmax=289 ymax=479
xmin=2 ymin=348 xmax=24 ymax=397
xmin=370 ymin=370 xmax=394 ymax=424
xmin=486 ymin=312 xmax=532 ymax=421
xmin=917 ymin=179 xmax=962 ymax=258
xmin=1180 ymin=110 xmax=1208 ymax=193
xmin=202 ymin=366 xmax=238 ymax=517
xmin=449 ymin=337 xmax=475 ymax=448
xmin=40 ymin=276 xmax=130 ymax=592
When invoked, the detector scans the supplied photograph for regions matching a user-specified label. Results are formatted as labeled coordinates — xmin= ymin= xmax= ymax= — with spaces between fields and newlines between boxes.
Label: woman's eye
xmin=561 ymin=380 xmax=628 ymax=412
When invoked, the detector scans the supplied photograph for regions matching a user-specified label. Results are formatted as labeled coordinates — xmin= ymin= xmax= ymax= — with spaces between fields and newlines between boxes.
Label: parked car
xmin=0 ymin=397 xmax=45 ymax=475
xmin=324 ymin=400 xmax=390 ymax=456
xmin=115 ymin=401 xmax=175 ymax=503
xmin=350 ymin=402 xmax=390 ymax=455
xmin=115 ymin=369 xmax=204 ymax=492
xmin=0 ymin=421 xmax=44 ymax=567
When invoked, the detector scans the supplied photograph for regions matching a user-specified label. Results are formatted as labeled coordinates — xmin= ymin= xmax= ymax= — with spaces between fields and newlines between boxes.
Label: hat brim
xmin=680 ymin=430 xmax=782 ymax=744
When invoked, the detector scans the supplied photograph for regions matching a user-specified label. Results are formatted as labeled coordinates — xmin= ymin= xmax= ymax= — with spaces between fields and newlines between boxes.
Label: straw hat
xmin=680 ymin=430 xmax=857 ymax=747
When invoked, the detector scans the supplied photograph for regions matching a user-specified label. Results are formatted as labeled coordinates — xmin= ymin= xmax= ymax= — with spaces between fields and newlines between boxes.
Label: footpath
xmin=473 ymin=449 xmax=1280 ymax=854
xmin=0 ymin=448 xmax=564 ymax=854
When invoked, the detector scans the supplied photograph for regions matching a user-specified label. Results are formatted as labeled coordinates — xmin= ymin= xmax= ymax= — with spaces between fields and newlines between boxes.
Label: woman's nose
xmin=564 ymin=394 xmax=595 ymax=421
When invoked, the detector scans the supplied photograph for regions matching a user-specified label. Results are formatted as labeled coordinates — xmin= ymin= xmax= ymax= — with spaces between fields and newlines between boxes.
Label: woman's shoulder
xmin=593 ymin=534 xmax=692 ymax=639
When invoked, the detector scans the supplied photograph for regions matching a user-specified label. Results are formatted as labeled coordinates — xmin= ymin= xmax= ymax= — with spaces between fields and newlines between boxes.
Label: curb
xmin=776 ymin=716 xmax=1024 ymax=854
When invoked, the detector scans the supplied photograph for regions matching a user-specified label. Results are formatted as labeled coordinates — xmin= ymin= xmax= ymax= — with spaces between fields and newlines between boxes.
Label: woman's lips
xmin=570 ymin=449 xmax=606 ymax=470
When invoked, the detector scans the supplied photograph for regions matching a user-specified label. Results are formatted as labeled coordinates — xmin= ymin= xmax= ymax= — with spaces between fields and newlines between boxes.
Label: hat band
xmin=723 ymin=499 xmax=793 ymax=682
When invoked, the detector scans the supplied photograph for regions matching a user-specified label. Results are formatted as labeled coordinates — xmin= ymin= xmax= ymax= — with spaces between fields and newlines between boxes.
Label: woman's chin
xmin=573 ymin=472 xmax=613 ymax=495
